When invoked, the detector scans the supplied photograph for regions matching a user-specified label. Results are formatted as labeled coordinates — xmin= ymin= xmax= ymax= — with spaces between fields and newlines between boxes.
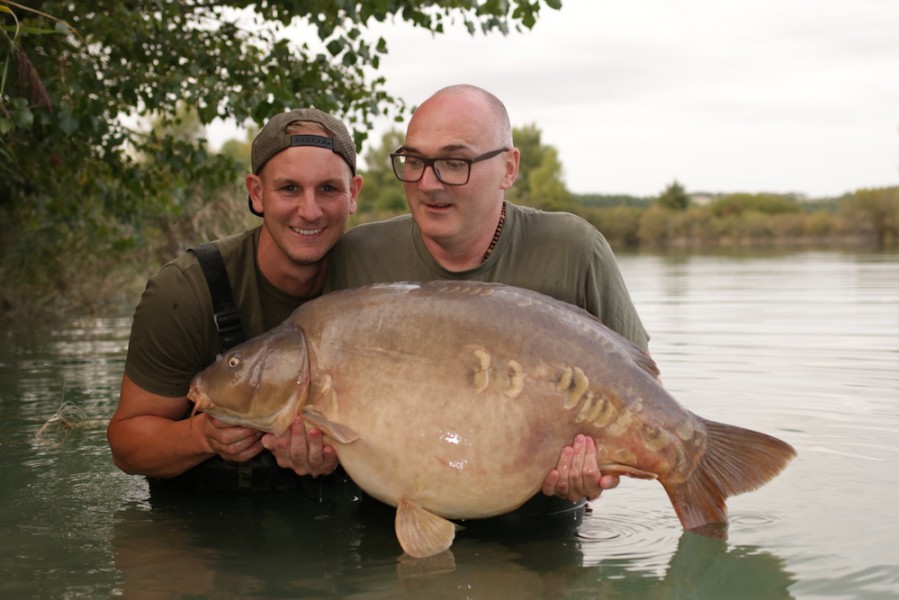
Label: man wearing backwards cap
xmin=107 ymin=108 xmax=361 ymax=488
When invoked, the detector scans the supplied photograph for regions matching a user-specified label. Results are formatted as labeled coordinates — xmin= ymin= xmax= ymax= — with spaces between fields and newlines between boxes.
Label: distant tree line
xmin=579 ymin=183 xmax=898 ymax=250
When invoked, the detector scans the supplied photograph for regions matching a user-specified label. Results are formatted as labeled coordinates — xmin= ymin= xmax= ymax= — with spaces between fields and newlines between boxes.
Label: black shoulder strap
xmin=188 ymin=243 xmax=245 ymax=351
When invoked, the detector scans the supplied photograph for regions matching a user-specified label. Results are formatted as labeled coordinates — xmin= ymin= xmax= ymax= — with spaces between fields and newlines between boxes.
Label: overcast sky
xmin=212 ymin=0 xmax=899 ymax=198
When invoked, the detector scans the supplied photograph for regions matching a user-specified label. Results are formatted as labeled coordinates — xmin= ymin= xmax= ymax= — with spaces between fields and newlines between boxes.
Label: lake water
xmin=1 ymin=250 xmax=897 ymax=599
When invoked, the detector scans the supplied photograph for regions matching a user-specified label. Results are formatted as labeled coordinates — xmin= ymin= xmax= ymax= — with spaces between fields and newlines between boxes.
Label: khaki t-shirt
xmin=125 ymin=227 xmax=318 ymax=398
xmin=326 ymin=202 xmax=649 ymax=350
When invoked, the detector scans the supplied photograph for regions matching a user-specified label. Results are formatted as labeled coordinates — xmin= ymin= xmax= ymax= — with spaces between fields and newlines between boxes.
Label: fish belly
xmin=324 ymin=377 xmax=571 ymax=519
xmin=294 ymin=282 xmax=690 ymax=519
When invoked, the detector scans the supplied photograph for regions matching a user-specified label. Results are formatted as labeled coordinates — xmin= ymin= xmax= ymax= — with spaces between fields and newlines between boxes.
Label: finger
xmin=265 ymin=420 xmax=306 ymax=470
xmin=321 ymin=445 xmax=340 ymax=474
xmin=205 ymin=416 xmax=257 ymax=444
xmin=542 ymin=470 xmax=561 ymax=497
xmin=298 ymin=427 xmax=324 ymax=471
xmin=568 ymin=435 xmax=588 ymax=501
xmin=579 ymin=436 xmax=603 ymax=500
xmin=230 ymin=436 xmax=265 ymax=461
xmin=217 ymin=433 xmax=264 ymax=462
xmin=208 ymin=426 xmax=257 ymax=451
xmin=262 ymin=431 xmax=288 ymax=467
xmin=554 ymin=445 xmax=574 ymax=497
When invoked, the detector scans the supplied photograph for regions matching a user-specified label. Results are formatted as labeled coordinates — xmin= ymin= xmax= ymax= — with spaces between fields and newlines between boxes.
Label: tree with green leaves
xmin=657 ymin=180 xmax=689 ymax=211
xmin=0 ymin=0 xmax=559 ymax=316
xmin=505 ymin=123 xmax=572 ymax=211
xmin=356 ymin=128 xmax=406 ymax=219
xmin=839 ymin=187 xmax=899 ymax=247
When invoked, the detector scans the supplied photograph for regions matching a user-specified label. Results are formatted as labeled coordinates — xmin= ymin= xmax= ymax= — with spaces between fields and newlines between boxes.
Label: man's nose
xmin=417 ymin=164 xmax=444 ymax=190
xmin=296 ymin=190 xmax=324 ymax=220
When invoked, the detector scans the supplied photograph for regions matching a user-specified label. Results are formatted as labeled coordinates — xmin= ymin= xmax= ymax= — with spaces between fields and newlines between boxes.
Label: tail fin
xmin=662 ymin=417 xmax=796 ymax=531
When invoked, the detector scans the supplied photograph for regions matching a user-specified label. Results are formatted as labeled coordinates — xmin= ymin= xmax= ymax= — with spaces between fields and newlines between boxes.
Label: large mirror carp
xmin=188 ymin=281 xmax=796 ymax=558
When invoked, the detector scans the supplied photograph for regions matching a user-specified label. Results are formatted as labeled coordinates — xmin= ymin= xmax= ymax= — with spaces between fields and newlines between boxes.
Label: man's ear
xmin=246 ymin=173 xmax=264 ymax=216
xmin=348 ymin=174 xmax=363 ymax=216
xmin=500 ymin=147 xmax=520 ymax=190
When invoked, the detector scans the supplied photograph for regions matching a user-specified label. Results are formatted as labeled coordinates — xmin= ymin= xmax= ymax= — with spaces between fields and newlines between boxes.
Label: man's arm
xmin=107 ymin=374 xmax=264 ymax=478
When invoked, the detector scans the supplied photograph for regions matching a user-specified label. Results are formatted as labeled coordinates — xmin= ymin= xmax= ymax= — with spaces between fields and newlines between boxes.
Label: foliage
xmin=0 ymin=0 xmax=559 ymax=318
xmin=355 ymin=127 xmax=406 ymax=220
xmin=572 ymin=187 xmax=895 ymax=249
xmin=575 ymin=193 xmax=653 ymax=209
xmin=505 ymin=123 xmax=572 ymax=211
xmin=575 ymin=205 xmax=641 ymax=247
xmin=656 ymin=180 xmax=689 ymax=211
xmin=838 ymin=187 xmax=899 ymax=246
xmin=525 ymin=144 xmax=571 ymax=211
xmin=637 ymin=204 xmax=675 ymax=246
xmin=707 ymin=193 xmax=802 ymax=217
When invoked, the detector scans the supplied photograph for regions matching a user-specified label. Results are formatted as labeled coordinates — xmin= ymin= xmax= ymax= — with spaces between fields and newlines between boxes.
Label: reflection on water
xmin=1 ymin=250 xmax=897 ymax=598
xmin=105 ymin=486 xmax=795 ymax=599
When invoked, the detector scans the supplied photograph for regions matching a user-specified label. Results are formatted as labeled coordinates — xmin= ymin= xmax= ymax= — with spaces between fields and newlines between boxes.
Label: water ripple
xmin=577 ymin=500 xmax=683 ymax=574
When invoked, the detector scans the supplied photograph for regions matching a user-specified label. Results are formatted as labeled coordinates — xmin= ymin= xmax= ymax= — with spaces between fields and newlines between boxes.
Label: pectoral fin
xmin=301 ymin=407 xmax=360 ymax=444
xmin=395 ymin=498 xmax=457 ymax=558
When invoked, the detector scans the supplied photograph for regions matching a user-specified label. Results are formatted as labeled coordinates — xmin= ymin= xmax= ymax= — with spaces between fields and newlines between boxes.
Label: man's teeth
xmin=290 ymin=227 xmax=322 ymax=236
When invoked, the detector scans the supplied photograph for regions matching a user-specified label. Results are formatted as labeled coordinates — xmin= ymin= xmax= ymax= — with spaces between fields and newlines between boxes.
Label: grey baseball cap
xmin=251 ymin=107 xmax=356 ymax=174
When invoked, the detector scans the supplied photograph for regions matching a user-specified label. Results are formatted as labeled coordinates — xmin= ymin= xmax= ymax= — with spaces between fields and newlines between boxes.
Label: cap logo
xmin=289 ymin=135 xmax=335 ymax=151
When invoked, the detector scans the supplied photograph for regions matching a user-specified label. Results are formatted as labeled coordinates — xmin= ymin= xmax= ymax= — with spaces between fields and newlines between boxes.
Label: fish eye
xmin=228 ymin=356 xmax=241 ymax=368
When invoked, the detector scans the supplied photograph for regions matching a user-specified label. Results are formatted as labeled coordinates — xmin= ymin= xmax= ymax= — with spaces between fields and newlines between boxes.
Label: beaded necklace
xmin=482 ymin=203 xmax=506 ymax=263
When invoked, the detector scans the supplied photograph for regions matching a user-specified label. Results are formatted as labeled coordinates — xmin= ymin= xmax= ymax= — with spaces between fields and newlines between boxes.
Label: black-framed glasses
xmin=389 ymin=147 xmax=509 ymax=186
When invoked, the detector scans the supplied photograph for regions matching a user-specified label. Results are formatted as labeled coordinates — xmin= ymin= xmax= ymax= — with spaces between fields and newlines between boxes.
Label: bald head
xmin=411 ymin=85 xmax=513 ymax=149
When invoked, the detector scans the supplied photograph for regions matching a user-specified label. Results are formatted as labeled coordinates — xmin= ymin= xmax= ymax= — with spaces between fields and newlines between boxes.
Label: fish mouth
xmin=187 ymin=384 xmax=214 ymax=419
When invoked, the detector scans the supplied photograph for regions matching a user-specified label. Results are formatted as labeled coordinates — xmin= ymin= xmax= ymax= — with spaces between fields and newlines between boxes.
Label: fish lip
xmin=186 ymin=373 xmax=206 ymax=406
xmin=186 ymin=381 xmax=199 ymax=404
xmin=187 ymin=386 xmax=214 ymax=419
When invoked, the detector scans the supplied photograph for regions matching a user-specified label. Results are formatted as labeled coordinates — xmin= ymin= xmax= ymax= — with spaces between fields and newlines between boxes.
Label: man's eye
xmin=404 ymin=157 xmax=424 ymax=169
xmin=442 ymin=159 xmax=468 ymax=170
xmin=281 ymin=184 xmax=298 ymax=193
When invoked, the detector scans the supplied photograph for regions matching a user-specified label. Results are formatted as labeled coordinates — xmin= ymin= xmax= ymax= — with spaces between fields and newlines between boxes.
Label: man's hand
xmin=261 ymin=416 xmax=339 ymax=477
xmin=204 ymin=415 xmax=265 ymax=462
xmin=541 ymin=434 xmax=619 ymax=501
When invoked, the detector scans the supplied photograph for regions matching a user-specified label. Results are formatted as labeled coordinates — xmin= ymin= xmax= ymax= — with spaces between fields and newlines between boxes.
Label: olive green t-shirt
xmin=124 ymin=227 xmax=319 ymax=398
xmin=325 ymin=202 xmax=649 ymax=350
